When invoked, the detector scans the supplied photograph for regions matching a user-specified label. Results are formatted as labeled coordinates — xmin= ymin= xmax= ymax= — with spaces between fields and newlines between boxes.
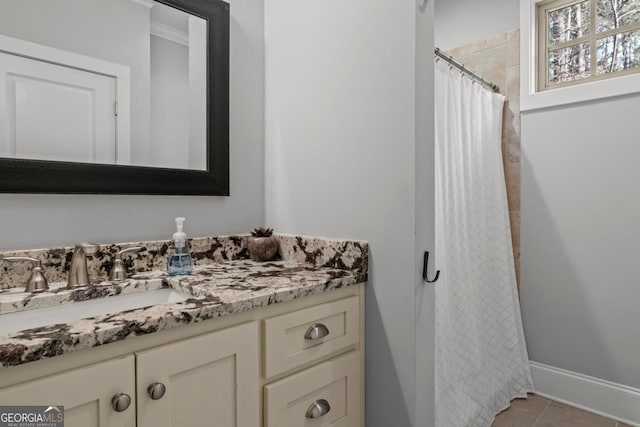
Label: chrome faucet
xmin=68 ymin=242 xmax=100 ymax=286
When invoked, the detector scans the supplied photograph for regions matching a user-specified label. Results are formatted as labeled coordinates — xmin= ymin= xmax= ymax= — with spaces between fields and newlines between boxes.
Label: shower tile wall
xmin=447 ymin=29 xmax=521 ymax=285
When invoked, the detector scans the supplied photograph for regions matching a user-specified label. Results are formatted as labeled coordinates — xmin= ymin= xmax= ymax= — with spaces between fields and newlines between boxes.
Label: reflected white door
xmin=0 ymin=51 xmax=117 ymax=164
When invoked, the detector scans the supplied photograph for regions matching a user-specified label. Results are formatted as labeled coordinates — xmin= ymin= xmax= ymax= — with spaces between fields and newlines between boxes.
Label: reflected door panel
xmin=0 ymin=52 xmax=117 ymax=164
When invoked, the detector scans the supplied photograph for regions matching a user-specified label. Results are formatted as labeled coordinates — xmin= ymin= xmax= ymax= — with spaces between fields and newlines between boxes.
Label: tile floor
xmin=492 ymin=394 xmax=632 ymax=427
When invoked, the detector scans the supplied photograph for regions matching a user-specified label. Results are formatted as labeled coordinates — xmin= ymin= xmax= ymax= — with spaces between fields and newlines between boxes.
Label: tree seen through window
xmin=540 ymin=0 xmax=640 ymax=88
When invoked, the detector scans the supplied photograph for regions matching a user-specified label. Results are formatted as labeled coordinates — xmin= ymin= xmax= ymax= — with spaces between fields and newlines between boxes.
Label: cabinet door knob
xmin=147 ymin=382 xmax=167 ymax=400
xmin=111 ymin=393 xmax=132 ymax=412
xmin=304 ymin=323 xmax=330 ymax=340
xmin=305 ymin=399 xmax=331 ymax=419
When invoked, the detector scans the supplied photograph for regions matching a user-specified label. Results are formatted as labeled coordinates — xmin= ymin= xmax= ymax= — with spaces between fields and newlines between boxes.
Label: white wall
xmin=264 ymin=0 xmax=435 ymax=425
xmin=520 ymin=94 xmax=640 ymax=389
xmin=0 ymin=0 xmax=265 ymax=250
xmin=434 ymin=0 xmax=519 ymax=50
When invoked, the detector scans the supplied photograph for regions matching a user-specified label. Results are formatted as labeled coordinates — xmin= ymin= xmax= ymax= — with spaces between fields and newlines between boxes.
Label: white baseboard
xmin=530 ymin=361 xmax=640 ymax=426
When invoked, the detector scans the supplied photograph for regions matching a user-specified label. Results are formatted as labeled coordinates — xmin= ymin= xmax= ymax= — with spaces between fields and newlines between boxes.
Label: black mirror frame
xmin=0 ymin=0 xmax=230 ymax=196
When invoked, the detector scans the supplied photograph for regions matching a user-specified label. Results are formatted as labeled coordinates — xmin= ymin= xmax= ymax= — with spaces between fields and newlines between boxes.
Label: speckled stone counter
xmin=0 ymin=235 xmax=368 ymax=368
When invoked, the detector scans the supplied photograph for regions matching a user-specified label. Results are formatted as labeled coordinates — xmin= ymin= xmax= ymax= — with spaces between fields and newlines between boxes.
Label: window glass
xmin=549 ymin=42 xmax=592 ymax=83
xmin=597 ymin=29 xmax=640 ymax=73
xmin=548 ymin=1 xmax=591 ymax=45
xmin=539 ymin=0 xmax=640 ymax=90
xmin=597 ymin=0 xmax=640 ymax=32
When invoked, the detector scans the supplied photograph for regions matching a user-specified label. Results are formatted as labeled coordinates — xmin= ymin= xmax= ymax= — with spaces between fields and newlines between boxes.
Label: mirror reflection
xmin=0 ymin=0 xmax=207 ymax=171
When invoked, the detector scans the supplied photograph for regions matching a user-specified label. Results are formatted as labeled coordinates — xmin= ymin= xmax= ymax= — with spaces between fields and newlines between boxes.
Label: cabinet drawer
xmin=263 ymin=295 xmax=359 ymax=378
xmin=264 ymin=351 xmax=360 ymax=427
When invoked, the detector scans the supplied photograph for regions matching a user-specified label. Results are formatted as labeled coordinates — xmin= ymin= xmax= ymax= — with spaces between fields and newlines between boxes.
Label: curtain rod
xmin=434 ymin=47 xmax=500 ymax=93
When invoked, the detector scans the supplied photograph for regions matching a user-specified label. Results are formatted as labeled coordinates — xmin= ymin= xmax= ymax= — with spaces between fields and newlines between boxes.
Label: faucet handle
xmin=4 ymin=256 xmax=49 ymax=292
xmin=114 ymin=247 xmax=143 ymax=260
xmin=109 ymin=247 xmax=143 ymax=281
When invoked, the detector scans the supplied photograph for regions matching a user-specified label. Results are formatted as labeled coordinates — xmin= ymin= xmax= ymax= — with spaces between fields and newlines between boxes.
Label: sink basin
xmin=0 ymin=288 xmax=191 ymax=336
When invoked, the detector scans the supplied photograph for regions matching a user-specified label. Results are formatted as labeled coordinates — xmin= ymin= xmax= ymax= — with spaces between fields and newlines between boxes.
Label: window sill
xmin=520 ymin=0 xmax=640 ymax=112
xmin=521 ymin=72 xmax=640 ymax=111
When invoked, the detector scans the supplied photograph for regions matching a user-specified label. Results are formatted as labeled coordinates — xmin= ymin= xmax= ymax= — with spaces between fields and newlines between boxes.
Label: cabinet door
xmin=136 ymin=321 xmax=260 ymax=427
xmin=0 ymin=355 xmax=136 ymax=427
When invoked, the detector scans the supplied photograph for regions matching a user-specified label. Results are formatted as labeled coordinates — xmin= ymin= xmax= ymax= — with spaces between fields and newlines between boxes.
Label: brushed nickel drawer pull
xmin=305 ymin=399 xmax=331 ymax=418
xmin=304 ymin=323 xmax=330 ymax=340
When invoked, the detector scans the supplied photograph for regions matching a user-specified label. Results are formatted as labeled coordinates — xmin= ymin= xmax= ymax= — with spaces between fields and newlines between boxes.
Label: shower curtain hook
xmin=422 ymin=251 xmax=440 ymax=284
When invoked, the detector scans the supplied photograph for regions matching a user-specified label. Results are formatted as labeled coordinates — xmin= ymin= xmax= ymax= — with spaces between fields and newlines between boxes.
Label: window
xmin=537 ymin=0 xmax=640 ymax=90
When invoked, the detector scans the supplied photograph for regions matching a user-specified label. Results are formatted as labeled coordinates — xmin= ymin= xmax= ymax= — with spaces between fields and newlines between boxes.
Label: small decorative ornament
xmin=248 ymin=227 xmax=278 ymax=262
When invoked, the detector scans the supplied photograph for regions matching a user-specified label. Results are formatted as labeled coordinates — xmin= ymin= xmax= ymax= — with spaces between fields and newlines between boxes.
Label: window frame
xmin=537 ymin=0 xmax=640 ymax=91
xmin=521 ymin=0 xmax=640 ymax=111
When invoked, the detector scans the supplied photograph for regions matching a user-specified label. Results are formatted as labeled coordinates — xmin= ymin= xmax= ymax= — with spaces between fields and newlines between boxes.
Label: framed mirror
xmin=0 ymin=0 xmax=229 ymax=195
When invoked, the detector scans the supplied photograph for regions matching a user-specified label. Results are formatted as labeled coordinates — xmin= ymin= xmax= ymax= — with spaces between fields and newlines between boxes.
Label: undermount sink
xmin=0 ymin=288 xmax=191 ymax=336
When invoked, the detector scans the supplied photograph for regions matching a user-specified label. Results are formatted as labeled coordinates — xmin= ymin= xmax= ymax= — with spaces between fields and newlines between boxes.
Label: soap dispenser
xmin=167 ymin=217 xmax=194 ymax=276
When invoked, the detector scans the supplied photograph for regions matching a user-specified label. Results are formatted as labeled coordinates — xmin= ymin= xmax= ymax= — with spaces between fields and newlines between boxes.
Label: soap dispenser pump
xmin=167 ymin=217 xmax=193 ymax=276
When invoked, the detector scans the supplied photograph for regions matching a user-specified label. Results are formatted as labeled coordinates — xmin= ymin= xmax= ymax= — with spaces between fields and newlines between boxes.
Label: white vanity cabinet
xmin=0 ymin=284 xmax=364 ymax=427
xmin=0 ymin=323 xmax=258 ymax=427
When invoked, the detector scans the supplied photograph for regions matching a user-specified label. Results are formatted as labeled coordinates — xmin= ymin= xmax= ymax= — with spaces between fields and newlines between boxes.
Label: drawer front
xmin=263 ymin=295 xmax=359 ymax=378
xmin=264 ymin=351 xmax=361 ymax=427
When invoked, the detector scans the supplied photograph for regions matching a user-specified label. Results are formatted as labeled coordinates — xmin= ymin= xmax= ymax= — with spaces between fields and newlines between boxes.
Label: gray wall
xmin=434 ymin=0 xmax=519 ymax=50
xmin=416 ymin=1 xmax=437 ymax=425
xmin=264 ymin=0 xmax=435 ymax=425
xmin=150 ymin=36 xmax=190 ymax=169
xmin=0 ymin=0 xmax=265 ymax=250
xmin=520 ymin=94 xmax=640 ymax=388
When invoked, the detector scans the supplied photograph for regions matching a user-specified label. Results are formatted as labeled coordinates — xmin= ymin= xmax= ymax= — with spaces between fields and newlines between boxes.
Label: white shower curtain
xmin=434 ymin=60 xmax=534 ymax=427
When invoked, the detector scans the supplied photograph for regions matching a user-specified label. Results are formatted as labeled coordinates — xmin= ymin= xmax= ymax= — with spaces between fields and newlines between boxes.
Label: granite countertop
xmin=0 ymin=235 xmax=368 ymax=369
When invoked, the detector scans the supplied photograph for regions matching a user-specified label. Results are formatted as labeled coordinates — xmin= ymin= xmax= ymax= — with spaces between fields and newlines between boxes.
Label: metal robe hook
xmin=422 ymin=251 xmax=440 ymax=284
